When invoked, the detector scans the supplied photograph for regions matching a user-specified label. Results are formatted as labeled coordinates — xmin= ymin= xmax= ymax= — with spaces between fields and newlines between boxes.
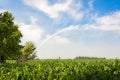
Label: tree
xmin=0 ymin=11 xmax=22 ymax=62
xmin=21 ymin=41 xmax=36 ymax=59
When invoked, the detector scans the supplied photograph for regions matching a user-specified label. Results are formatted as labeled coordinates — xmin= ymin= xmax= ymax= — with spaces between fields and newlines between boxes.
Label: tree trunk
xmin=0 ymin=55 xmax=6 ymax=64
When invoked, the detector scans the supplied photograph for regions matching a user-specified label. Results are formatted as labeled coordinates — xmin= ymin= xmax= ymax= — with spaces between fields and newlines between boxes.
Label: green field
xmin=0 ymin=59 xmax=120 ymax=80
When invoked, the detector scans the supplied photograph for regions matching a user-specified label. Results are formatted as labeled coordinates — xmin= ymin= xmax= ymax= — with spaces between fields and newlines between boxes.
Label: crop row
xmin=0 ymin=59 xmax=120 ymax=80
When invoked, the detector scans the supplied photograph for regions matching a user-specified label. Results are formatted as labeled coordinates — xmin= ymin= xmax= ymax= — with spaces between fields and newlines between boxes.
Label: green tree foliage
xmin=21 ymin=41 xmax=36 ymax=59
xmin=0 ymin=11 xmax=22 ymax=60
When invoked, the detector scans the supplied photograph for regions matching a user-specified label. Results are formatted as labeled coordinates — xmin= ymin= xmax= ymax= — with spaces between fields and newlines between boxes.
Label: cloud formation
xmin=23 ymin=0 xmax=83 ymax=19
xmin=0 ymin=9 xmax=6 ymax=13
xmin=18 ymin=16 xmax=44 ymax=45
xmin=85 ymin=11 xmax=120 ymax=31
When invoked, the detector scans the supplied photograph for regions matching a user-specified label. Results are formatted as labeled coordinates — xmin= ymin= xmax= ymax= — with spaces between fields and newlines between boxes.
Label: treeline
xmin=75 ymin=56 xmax=106 ymax=59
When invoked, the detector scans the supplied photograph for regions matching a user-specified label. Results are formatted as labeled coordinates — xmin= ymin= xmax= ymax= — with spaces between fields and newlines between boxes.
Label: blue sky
xmin=0 ymin=0 xmax=120 ymax=59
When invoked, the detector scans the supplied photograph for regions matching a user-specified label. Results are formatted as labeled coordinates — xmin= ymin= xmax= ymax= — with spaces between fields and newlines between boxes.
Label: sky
xmin=0 ymin=0 xmax=120 ymax=59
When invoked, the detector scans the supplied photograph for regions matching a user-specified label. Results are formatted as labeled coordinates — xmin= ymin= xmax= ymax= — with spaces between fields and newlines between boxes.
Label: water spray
xmin=31 ymin=25 xmax=79 ymax=55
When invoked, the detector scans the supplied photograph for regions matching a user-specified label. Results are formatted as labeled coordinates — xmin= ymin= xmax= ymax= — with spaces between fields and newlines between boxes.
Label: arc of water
xmin=31 ymin=25 xmax=80 ymax=55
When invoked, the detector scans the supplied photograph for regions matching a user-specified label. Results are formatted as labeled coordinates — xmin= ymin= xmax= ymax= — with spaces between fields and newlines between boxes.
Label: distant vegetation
xmin=75 ymin=56 xmax=106 ymax=59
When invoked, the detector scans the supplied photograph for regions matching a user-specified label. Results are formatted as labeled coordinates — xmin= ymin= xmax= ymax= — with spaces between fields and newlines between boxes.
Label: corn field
xmin=0 ymin=59 xmax=120 ymax=80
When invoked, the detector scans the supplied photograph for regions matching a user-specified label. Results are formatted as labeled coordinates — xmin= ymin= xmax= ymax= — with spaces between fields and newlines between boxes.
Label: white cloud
xmin=30 ymin=16 xmax=38 ymax=24
xmin=18 ymin=16 xmax=44 ymax=46
xmin=23 ymin=0 xmax=83 ymax=19
xmin=88 ymin=0 xmax=94 ymax=10
xmin=84 ymin=11 xmax=120 ymax=31
xmin=0 ymin=9 xmax=6 ymax=13
xmin=19 ymin=23 xmax=43 ymax=46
